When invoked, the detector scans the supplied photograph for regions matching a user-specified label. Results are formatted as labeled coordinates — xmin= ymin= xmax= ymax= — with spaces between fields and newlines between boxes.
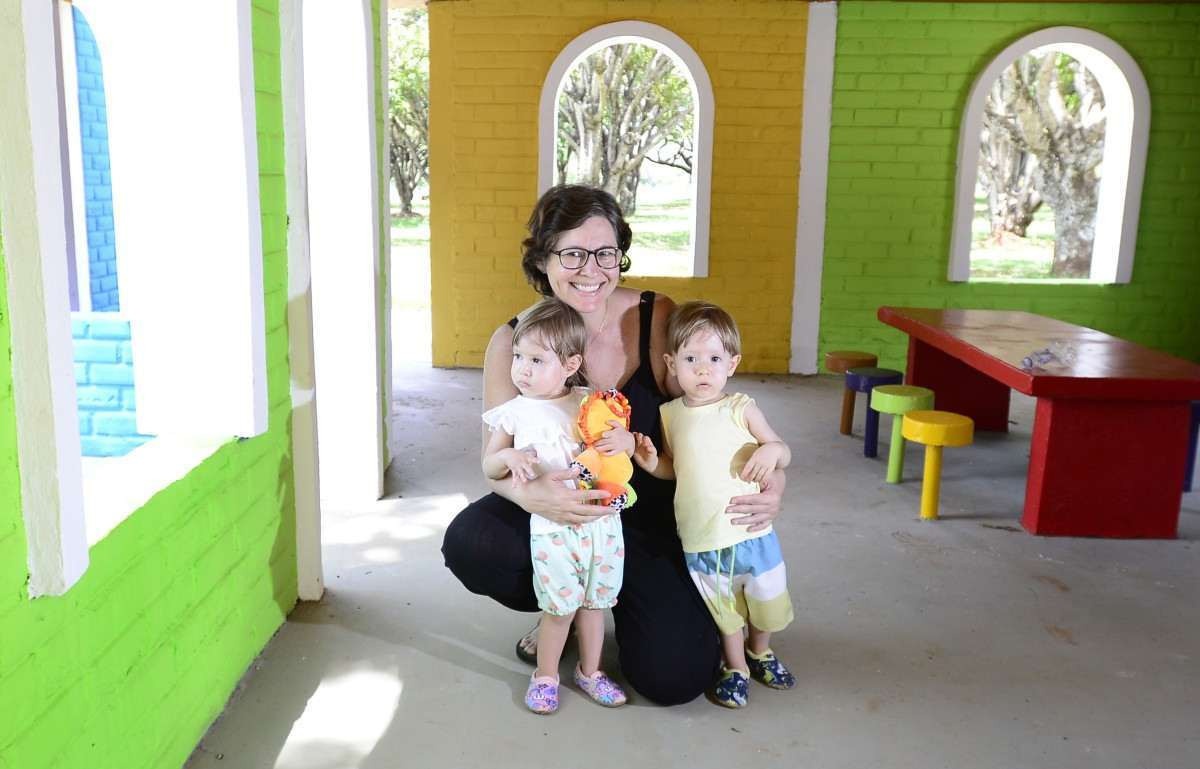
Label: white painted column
xmin=790 ymin=1 xmax=838 ymax=374
xmin=1 ymin=0 xmax=89 ymax=595
xmin=304 ymin=0 xmax=386 ymax=504
xmin=280 ymin=0 xmax=324 ymax=601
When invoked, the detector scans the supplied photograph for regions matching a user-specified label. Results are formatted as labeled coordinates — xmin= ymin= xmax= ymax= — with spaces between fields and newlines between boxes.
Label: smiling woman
xmin=441 ymin=184 xmax=789 ymax=707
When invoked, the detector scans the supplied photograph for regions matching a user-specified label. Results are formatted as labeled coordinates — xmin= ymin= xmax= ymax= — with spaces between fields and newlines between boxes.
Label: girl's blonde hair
xmin=512 ymin=298 xmax=589 ymax=388
xmin=667 ymin=301 xmax=741 ymax=357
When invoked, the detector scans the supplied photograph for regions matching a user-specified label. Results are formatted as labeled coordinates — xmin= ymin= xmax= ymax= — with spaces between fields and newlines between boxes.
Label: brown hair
xmin=521 ymin=184 xmax=633 ymax=296
xmin=667 ymin=301 xmax=742 ymax=357
xmin=512 ymin=298 xmax=589 ymax=388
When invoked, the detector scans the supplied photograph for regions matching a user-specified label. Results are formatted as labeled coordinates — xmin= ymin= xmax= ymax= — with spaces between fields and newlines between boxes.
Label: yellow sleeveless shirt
xmin=660 ymin=393 xmax=771 ymax=553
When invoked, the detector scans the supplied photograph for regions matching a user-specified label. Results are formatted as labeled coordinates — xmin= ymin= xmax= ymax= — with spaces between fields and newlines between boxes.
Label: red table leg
xmin=906 ymin=338 xmax=1011 ymax=432
xmin=1023 ymin=398 xmax=1190 ymax=538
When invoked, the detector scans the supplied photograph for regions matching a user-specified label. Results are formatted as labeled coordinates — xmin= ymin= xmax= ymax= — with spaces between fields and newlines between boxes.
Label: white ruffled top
xmin=482 ymin=387 xmax=587 ymax=534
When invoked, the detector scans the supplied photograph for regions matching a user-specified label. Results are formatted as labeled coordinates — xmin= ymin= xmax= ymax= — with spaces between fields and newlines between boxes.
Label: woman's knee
xmin=621 ymin=639 xmax=718 ymax=706
xmin=442 ymin=496 xmax=539 ymax=612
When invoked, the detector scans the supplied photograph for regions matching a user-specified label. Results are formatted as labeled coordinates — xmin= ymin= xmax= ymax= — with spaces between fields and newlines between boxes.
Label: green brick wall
xmin=823 ymin=1 xmax=1200 ymax=369
xmin=0 ymin=2 xmax=300 ymax=767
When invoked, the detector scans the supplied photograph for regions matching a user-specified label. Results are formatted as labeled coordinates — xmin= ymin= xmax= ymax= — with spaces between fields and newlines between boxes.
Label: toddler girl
xmin=482 ymin=298 xmax=630 ymax=714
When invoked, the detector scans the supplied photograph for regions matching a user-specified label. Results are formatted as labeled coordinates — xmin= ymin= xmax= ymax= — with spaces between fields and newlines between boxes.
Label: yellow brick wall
xmin=429 ymin=0 xmax=807 ymax=372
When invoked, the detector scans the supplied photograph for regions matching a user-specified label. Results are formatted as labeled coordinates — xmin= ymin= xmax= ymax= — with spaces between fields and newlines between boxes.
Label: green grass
xmin=626 ymin=197 xmax=692 ymax=277
xmin=632 ymin=229 xmax=690 ymax=251
xmin=968 ymin=254 xmax=1055 ymax=280
xmin=969 ymin=194 xmax=1059 ymax=280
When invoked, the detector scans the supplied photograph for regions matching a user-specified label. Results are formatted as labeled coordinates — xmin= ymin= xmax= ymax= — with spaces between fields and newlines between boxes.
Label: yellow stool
xmin=824 ymin=350 xmax=878 ymax=435
xmin=901 ymin=410 xmax=974 ymax=520
xmin=870 ymin=385 xmax=935 ymax=483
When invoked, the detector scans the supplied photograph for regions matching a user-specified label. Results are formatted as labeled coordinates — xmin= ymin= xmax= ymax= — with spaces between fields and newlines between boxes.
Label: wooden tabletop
xmin=878 ymin=307 xmax=1200 ymax=400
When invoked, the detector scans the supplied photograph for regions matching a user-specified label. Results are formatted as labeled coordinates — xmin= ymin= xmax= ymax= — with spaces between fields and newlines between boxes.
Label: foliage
xmin=388 ymin=9 xmax=429 ymax=217
xmin=557 ymin=43 xmax=694 ymax=215
xmin=978 ymin=50 xmax=1106 ymax=277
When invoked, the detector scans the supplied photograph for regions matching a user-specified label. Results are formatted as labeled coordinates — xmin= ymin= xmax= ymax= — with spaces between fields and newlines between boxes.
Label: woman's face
xmin=541 ymin=215 xmax=621 ymax=315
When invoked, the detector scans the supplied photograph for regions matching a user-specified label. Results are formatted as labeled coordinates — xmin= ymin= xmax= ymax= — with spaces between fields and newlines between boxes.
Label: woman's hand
xmin=503 ymin=467 xmax=614 ymax=526
xmin=726 ymin=467 xmax=786 ymax=533
xmin=595 ymin=419 xmax=636 ymax=456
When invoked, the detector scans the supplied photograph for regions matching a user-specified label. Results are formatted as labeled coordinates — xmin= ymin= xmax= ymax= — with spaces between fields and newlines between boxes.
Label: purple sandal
xmin=573 ymin=666 xmax=627 ymax=707
xmin=525 ymin=674 xmax=559 ymax=714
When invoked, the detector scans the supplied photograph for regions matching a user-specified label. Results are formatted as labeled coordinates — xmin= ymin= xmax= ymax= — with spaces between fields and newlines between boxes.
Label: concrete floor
xmin=186 ymin=364 xmax=1200 ymax=769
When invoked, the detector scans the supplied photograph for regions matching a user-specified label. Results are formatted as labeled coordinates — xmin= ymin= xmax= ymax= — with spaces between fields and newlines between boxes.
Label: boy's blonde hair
xmin=667 ymin=301 xmax=741 ymax=357
xmin=512 ymin=298 xmax=589 ymax=388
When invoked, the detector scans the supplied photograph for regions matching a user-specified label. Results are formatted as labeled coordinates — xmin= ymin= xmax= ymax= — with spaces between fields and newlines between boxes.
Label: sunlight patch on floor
xmin=322 ymin=492 xmax=468 ymax=548
xmin=273 ymin=667 xmax=402 ymax=769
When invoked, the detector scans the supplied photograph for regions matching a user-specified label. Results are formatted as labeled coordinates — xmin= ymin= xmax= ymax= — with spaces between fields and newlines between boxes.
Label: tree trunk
xmin=617 ymin=165 xmax=640 ymax=216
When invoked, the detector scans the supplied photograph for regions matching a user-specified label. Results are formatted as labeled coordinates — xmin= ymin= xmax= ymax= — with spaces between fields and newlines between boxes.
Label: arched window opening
xmin=950 ymin=28 xmax=1148 ymax=285
xmin=58 ymin=2 xmax=153 ymax=461
xmin=540 ymin=22 xmax=713 ymax=278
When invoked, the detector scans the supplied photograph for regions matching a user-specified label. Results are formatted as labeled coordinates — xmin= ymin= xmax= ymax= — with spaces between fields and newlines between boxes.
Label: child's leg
xmin=747 ymin=623 xmax=771 ymax=655
xmin=574 ymin=608 xmax=604 ymax=677
xmin=721 ymin=628 xmax=749 ymax=674
xmin=535 ymin=610 xmax=575 ymax=679
xmin=744 ymin=620 xmax=796 ymax=690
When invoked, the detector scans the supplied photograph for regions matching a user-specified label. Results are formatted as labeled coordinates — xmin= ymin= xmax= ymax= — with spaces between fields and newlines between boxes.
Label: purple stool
xmin=1185 ymin=402 xmax=1200 ymax=492
xmin=844 ymin=366 xmax=904 ymax=458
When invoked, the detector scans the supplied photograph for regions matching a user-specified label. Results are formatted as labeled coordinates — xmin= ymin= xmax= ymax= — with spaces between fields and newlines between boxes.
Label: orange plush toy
xmin=571 ymin=389 xmax=637 ymax=513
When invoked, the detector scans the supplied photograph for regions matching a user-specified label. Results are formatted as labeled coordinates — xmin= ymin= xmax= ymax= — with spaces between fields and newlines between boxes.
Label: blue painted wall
xmin=72 ymin=316 xmax=153 ymax=457
xmin=73 ymin=6 xmax=120 ymax=312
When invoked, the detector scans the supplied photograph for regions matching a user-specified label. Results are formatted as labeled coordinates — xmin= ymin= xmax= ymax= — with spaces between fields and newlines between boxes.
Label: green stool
xmin=870 ymin=385 xmax=935 ymax=483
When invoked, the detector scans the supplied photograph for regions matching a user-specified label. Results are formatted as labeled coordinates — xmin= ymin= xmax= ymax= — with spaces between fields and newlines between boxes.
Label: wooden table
xmin=878 ymin=307 xmax=1200 ymax=538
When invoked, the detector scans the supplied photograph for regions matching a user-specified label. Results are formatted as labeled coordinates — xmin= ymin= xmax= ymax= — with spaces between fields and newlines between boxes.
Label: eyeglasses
xmin=549 ymin=246 xmax=623 ymax=270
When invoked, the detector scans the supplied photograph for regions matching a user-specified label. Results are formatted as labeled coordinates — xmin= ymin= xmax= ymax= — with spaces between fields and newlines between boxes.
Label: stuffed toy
xmin=571 ymin=389 xmax=637 ymax=513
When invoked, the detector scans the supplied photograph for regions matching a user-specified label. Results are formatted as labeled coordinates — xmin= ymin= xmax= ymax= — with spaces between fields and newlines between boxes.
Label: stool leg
xmin=920 ymin=444 xmax=943 ymax=520
xmin=839 ymin=388 xmax=855 ymax=436
xmin=864 ymin=398 xmax=880 ymax=458
xmin=886 ymin=416 xmax=905 ymax=483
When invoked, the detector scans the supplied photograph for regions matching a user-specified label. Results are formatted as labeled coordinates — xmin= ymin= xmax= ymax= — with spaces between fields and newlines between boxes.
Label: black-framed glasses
xmin=550 ymin=246 xmax=623 ymax=270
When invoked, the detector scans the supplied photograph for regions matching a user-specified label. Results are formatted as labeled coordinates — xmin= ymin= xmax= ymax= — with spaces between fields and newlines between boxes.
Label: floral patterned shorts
xmin=530 ymin=515 xmax=625 ymax=616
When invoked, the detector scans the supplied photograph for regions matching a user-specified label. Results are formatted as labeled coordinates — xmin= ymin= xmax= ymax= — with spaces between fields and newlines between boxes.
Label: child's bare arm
xmin=741 ymin=402 xmax=791 ymax=483
xmin=633 ymin=432 xmax=676 ymax=480
xmin=595 ymin=419 xmax=636 ymax=457
xmin=482 ymin=429 xmax=538 ymax=484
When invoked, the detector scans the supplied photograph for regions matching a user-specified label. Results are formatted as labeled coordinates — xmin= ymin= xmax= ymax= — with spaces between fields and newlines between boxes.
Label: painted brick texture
xmin=72 ymin=6 xmax=121 ymax=312
xmin=0 ymin=2 xmax=299 ymax=767
xmin=824 ymin=1 xmax=1200 ymax=370
xmin=429 ymin=0 xmax=808 ymax=372
xmin=72 ymin=316 xmax=153 ymax=457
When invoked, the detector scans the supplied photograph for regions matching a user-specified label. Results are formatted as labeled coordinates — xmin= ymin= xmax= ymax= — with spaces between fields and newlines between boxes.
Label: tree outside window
xmin=556 ymin=41 xmax=697 ymax=277
xmin=387 ymin=8 xmax=428 ymax=219
xmin=971 ymin=49 xmax=1107 ymax=280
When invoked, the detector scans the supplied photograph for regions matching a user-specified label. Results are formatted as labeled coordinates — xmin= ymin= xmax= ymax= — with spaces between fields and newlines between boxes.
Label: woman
xmin=441 ymin=184 xmax=786 ymax=705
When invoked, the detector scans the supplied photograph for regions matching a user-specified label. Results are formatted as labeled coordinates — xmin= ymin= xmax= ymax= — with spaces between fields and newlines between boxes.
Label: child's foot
xmin=573 ymin=666 xmax=627 ymax=707
xmin=525 ymin=674 xmax=559 ymax=715
xmin=745 ymin=648 xmax=796 ymax=690
xmin=709 ymin=667 xmax=750 ymax=708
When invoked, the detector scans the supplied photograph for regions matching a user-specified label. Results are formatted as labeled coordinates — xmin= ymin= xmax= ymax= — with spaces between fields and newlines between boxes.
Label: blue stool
xmin=1186 ymin=402 xmax=1200 ymax=492
xmin=844 ymin=366 xmax=904 ymax=458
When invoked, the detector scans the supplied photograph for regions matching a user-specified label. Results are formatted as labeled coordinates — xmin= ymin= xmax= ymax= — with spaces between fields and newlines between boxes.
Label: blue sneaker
xmin=745 ymin=648 xmax=796 ymax=690
xmin=710 ymin=667 xmax=750 ymax=708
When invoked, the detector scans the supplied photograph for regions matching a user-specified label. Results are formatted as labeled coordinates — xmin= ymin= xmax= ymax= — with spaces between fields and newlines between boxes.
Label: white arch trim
xmin=538 ymin=21 xmax=713 ymax=277
xmin=949 ymin=27 xmax=1149 ymax=284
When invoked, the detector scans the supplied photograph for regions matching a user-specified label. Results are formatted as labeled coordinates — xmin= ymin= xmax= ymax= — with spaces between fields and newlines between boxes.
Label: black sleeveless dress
xmin=441 ymin=291 xmax=721 ymax=705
